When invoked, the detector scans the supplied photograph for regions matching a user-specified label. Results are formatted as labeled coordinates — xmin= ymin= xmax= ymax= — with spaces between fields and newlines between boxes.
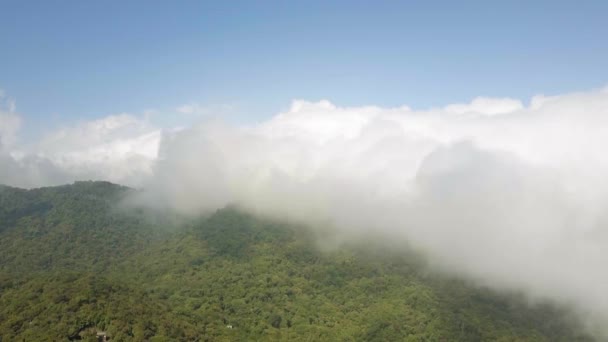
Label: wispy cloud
xmin=0 ymin=91 xmax=20 ymax=149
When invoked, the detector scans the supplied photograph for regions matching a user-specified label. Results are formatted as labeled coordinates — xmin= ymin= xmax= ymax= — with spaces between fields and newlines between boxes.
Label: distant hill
xmin=0 ymin=181 xmax=594 ymax=341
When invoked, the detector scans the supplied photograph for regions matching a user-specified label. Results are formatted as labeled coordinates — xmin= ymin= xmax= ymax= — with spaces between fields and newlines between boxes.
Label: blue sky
xmin=1 ymin=0 xmax=607 ymax=130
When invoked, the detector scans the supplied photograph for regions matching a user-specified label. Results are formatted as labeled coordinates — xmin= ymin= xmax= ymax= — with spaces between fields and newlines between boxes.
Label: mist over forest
xmin=4 ymin=88 xmax=608 ymax=334
xmin=2 ymin=1 xmax=608 ymax=340
xmin=2 ymin=88 xmax=608 ymax=340
xmin=0 ymin=181 xmax=598 ymax=340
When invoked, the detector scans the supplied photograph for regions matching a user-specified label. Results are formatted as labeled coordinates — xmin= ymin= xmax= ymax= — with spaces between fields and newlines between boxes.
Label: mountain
xmin=0 ymin=181 xmax=593 ymax=341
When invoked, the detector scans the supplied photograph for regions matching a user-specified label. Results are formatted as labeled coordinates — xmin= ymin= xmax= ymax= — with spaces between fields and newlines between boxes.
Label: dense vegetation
xmin=0 ymin=182 xmax=594 ymax=341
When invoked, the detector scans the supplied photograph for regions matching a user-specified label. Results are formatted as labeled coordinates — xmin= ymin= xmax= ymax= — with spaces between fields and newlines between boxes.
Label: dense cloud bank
xmin=2 ymin=87 xmax=608 ymax=331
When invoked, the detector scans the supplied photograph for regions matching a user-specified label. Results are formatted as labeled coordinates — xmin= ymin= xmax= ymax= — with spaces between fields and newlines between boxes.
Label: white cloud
xmin=175 ymin=102 xmax=234 ymax=116
xmin=444 ymin=96 xmax=524 ymax=115
xmin=176 ymin=103 xmax=199 ymax=114
xmin=0 ymin=106 xmax=161 ymax=188
xmin=0 ymin=91 xmax=21 ymax=149
xmin=37 ymin=113 xmax=159 ymax=161
xmin=2 ymin=87 xmax=608 ymax=333
xmin=135 ymin=87 xmax=608 ymax=333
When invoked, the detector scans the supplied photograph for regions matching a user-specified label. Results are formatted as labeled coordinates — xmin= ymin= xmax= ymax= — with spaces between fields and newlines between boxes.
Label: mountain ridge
xmin=0 ymin=181 xmax=595 ymax=341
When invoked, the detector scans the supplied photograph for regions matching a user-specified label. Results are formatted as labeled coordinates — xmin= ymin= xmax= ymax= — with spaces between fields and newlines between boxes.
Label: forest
xmin=0 ymin=181 xmax=594 ymax=341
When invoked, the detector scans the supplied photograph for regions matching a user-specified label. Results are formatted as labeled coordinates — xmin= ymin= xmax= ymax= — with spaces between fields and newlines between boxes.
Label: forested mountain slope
xmin=0 ymin=182 xmax=593 ymax=341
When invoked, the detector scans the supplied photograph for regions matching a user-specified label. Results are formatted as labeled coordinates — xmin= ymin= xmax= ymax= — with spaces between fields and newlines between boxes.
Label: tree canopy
xmin=0 ymin=181 xmax=593 ymax=341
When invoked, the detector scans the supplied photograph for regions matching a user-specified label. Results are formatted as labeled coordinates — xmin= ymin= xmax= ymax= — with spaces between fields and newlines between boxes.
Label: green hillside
xmin=0 ymin=182 xmax=593 ymax=341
